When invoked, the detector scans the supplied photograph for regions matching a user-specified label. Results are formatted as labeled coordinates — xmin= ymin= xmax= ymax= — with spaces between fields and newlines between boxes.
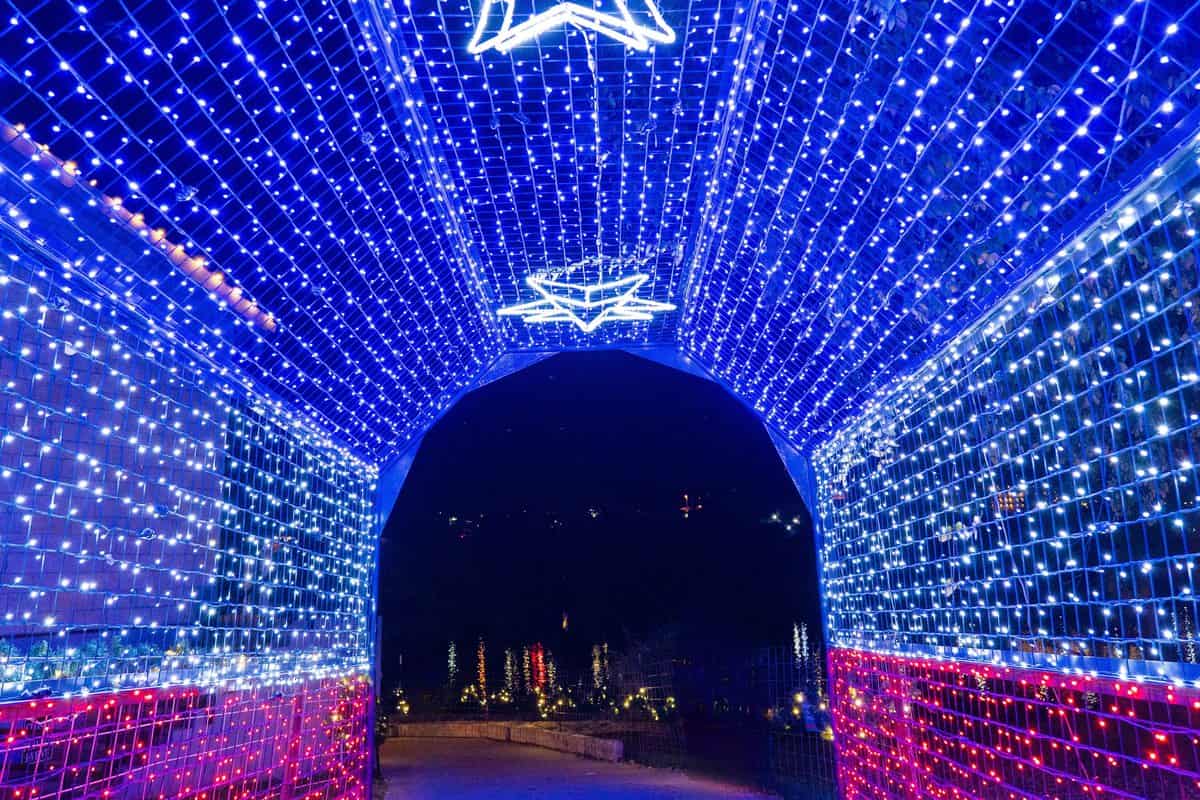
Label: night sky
xmin=378 ymin=351 xmax=821 ymax=692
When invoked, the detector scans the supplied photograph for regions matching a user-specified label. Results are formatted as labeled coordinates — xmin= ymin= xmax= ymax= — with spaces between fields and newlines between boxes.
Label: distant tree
xmin=504 ymin=649 xmax=518 ymax=697
xmin=476 ymin=638 xmax=487 ymax=704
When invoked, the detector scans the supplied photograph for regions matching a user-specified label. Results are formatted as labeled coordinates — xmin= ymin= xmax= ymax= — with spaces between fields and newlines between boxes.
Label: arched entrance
xmin=375 ymin=351 xmax=833 ymax=796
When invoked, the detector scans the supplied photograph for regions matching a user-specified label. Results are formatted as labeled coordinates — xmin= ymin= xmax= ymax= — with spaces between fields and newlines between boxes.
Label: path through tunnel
xmin=376 ymin=351 xmax=835 ymax=797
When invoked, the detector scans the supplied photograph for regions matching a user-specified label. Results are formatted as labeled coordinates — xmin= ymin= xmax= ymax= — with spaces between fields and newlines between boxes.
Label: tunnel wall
xmin=810 ymin=138 xmax=1200 ymax=798
xmin=0 ymin=253 xmax=376 ymax=797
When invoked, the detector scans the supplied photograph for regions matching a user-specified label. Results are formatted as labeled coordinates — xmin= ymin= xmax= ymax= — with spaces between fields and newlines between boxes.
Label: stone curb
xmin=389 ymin=721 xmax=624 ymax=762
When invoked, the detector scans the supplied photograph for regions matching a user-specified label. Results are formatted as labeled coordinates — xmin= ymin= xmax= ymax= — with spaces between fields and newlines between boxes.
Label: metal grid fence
xmin=1 ymin=230 xmax=376 ymax=796
xmin=814 ymin=117 xmax=1200 ymax=799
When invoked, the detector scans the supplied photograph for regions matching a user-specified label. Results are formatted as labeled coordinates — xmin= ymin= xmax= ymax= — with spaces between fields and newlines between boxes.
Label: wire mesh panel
xmin=682 ymin=0 xmax=1200 ymax=449
xmin=604 ymin=633 xmax=688 ymax=769
xmin=0 ymin=678 xmax=369 ymax=799
xmin=813 ymin=136 xmax=1200 ymax=798
xmin=760 ymin=643 xmax=838 ymax=800
xmin=0 ymin=0 xmax=502 ymax=465
xmin=0 ymin=232 xmax=376 ymax=796
xmin=831 ymin=649 xmax=1200 ymax=800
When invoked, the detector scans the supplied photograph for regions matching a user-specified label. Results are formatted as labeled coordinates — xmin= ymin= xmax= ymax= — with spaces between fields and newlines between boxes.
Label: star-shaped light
xmin=497 ymin=273 xmax=676 ymax=332
xmin=467 ymin=0 xmax=675 ymax=54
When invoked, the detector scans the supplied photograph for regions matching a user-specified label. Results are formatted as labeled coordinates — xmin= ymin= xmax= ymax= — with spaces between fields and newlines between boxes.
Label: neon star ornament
xmin=467 ymin=0 xmax=676 ymax=54
xmin=497 ymin=273 xmax=676 ymax=332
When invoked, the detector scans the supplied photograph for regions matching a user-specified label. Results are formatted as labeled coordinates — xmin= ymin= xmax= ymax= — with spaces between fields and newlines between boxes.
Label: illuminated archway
xmin=3 ymin=0 xmax=1200 ymax=798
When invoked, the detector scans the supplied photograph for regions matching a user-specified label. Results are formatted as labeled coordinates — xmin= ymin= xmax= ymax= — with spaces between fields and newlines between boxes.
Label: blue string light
xmin=815 ymin=137 xmax=1200 ymax=682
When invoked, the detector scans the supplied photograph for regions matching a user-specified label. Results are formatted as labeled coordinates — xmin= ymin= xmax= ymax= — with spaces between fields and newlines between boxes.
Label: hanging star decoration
xmin=497 ymin=273 xmax=676 ymax=332
xmin=467 ymin=0 xmax=675 ymax=54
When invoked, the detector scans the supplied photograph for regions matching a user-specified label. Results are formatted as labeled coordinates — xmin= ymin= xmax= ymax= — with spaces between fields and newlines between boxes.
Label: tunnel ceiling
xmin=2 ymin=0 xmax=1197 ymax=462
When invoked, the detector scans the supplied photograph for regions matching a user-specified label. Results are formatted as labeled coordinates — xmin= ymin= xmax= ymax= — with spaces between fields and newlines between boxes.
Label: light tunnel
xmin=2 ymin=0 xmax=1200 ymax=796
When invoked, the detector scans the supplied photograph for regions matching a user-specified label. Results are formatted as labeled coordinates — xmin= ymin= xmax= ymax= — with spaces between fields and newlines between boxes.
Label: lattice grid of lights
xmin=812 ymin=135 xmax=1200 ymax=800
xmin=682 ymin=0 xmax=1200 ymax=451
xmin=0 ymin=256 xmax=376 ymax=688
xmin=829 ymin=649 xmax=1200 ymax=800
xmin=1 ymin=0 xmax=503 ymax=463
xmin=3 ymin=0 xmax=1200 ymax=797
xmin=0 ymin=679 xmax=371 ymax=799
xmin=360 ymin=0 xmax=737 ymax=351
xmin=1 ymin=0 xmax=1196 ymax=462
xmin=814 ymin=137 xmax=1200 ymax=677
xmin=0 ymin=241 xmax=376 ymax=796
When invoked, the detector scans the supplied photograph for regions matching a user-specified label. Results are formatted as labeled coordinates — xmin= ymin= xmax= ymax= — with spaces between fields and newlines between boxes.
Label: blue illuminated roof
xmin=2 ymin=0 xmax=1197 ymax=461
